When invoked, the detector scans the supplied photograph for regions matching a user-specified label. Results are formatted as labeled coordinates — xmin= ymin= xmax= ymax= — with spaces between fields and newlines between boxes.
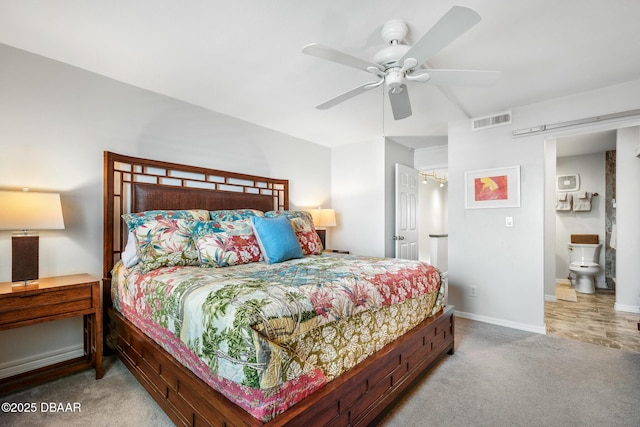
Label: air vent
xmin=472 ymin=111 xmax=512 ymax=131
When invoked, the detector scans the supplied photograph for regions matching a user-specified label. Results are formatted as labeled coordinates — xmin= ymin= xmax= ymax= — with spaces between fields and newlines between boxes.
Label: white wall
xmin=331 ymin=138 xmax=386 ymax=256
xmin=449 ymin=78 xmax=640 ymax=332
xmin=544 ymin=138 xmax=558 ymax=299
xmin=332 ymin=138 xmax=439 ymax=260
xmin=414 ymin=145 xmax=448 ymax=170
xmin=555 ymin=152 xmax=606 ymax=287
xmin=0 ymin=44 xmax=331 ymax=377
xmin=384 ymin=139 xmax=414 ymax=258
xmin=449 ymin=122 xmax=544 ymax=332
xmin=615 ymin=127 xmax=640 ymax=313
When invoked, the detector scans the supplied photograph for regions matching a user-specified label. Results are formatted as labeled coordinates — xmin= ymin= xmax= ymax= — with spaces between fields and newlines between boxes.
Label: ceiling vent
xmin=472 ymin=111 xmax=512 ymax=131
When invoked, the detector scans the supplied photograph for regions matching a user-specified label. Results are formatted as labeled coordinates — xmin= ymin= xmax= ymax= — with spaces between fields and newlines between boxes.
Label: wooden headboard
xmin=103 ymin=151 xmax=289 ymax=282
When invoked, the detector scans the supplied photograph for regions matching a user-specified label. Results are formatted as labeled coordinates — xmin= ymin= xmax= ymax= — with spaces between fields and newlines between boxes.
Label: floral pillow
xmin=192 ymin=220 xmax=262 ymax=267
xmin=123 ymin=209 xmax=209 ymax=230
xmin=265 ymin=211 xmax=323 ymax=255
xmin=209 ymin=209 xmax=265 ymax=222
xmin=133 ymin=218 xmax=200 ymax=273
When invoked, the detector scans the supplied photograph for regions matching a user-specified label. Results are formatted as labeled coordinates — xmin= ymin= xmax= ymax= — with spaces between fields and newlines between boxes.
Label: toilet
xmin=568 ymin=240 xmax=602 ymax=294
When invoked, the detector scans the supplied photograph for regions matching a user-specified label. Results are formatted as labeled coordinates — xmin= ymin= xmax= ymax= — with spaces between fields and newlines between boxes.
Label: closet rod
xmin=512 ymin=108 xmax=640 ymax=137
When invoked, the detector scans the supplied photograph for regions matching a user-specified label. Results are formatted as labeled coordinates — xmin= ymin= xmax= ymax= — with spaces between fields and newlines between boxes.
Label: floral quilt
xmin=112 ymin=253 xmax=443 ymax=421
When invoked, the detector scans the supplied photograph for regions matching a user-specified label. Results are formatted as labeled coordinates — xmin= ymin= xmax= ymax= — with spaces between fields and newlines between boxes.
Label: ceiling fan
xmin=302 ymin=5 xmax=499 ymax=120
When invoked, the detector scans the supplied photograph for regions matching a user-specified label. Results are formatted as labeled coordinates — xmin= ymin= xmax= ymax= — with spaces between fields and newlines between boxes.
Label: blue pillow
xmin=251 ymin=216 xmax=303 ymax=264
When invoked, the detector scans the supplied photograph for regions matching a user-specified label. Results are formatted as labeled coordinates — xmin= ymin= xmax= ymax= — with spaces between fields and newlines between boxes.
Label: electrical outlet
xmin=505 ymin=216 xmax=513 ymax=227
xmin=470 ymin=286 xmax=477 ymax=297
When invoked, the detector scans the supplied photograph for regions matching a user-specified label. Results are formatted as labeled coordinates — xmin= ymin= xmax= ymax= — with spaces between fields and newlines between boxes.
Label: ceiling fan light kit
xmin=302 ymin=6 xmax=499 ymax=120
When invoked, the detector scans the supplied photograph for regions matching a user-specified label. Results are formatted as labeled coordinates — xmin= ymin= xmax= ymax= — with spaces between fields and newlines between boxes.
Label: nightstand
xmin=323 ymin=249 xmax=350 ymax=254
xmin=0 ymin=274 xmax=102 ymax=394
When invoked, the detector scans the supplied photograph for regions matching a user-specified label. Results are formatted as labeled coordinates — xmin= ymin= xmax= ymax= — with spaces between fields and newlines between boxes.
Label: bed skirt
xmin=107 ymin=302 xmax=454 ymax=426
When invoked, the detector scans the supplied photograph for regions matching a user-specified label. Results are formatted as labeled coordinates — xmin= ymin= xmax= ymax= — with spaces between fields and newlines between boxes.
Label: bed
xmin=103 ymin=151 xmax=454 ymax=426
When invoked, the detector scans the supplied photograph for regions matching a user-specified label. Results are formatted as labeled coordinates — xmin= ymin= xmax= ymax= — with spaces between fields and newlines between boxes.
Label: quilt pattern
xmin=112 ymin=253 xmax=443 ymax=420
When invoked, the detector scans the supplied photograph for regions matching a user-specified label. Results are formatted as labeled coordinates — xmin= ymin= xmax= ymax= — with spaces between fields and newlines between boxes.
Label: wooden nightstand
xmin=0 ymin=274 xmax=102 ymax=394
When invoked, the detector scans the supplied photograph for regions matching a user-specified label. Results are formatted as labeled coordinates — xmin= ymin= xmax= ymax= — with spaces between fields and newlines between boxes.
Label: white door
xmin=395 ymin=163 xmax=419 ymax=259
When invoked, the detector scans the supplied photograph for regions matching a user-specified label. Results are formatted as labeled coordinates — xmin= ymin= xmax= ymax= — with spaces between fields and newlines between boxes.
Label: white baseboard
xmin=614 ymin=303 xmax=640 ymax=314
xmin=0 ymin=344 xmax=84 ymax=379
xmin=456 ymin=310 xmax=547 ymax=335
xmin=545 ymin=294 xmax=557 ymax=302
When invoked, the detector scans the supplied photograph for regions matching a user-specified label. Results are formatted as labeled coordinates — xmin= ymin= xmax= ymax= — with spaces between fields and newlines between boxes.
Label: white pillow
xmin=121 ymin=230 xmax=139 ymax=268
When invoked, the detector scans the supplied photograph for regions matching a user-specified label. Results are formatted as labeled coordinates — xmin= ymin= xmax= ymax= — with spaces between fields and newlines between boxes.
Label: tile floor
xmin=545 ymin=289 xmax=640 ymax=353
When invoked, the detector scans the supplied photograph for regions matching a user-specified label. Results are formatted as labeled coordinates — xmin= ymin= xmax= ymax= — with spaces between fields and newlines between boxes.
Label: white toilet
xmin=568 ymin=242 xmax=602 ymax=294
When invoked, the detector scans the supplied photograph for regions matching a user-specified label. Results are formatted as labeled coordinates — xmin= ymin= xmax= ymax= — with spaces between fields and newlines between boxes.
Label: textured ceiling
xmin=1 ymin=0 xmax=639 ymax=149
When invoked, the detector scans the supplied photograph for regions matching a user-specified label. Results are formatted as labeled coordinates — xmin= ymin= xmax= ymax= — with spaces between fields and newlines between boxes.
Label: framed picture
xmin=556 ymin=174 xmax=579 ymax=192
xmin=465 ymin=166 xmax=521 ymax=209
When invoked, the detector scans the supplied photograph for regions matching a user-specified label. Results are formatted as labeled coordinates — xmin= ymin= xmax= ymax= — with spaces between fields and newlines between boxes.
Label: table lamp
xmin=0 ymin=189 xmax=65 ymax=285
xmin=310 ymin=208 xmax=336 ymax=249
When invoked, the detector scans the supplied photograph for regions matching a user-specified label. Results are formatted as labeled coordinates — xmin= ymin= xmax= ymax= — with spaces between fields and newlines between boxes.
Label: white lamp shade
xmin=0 ymin=191 xmax=65 ymax=230
xmin=310 ymin=208 xmax=336 ymax=227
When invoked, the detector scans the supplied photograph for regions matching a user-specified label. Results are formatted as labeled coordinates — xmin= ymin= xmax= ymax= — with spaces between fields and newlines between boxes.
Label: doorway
xmin=543 ymin=123 xmax=640 ymax=352
xmin=553 ymin=130 xmax=615 ymax=292
xmin=417 ymin=169 xmax=448 ymax=266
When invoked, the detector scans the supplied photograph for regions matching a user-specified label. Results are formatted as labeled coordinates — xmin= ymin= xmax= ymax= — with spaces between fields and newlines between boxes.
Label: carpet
xmin=379 ymin=318 xmax=640 ymax=427
xmin=556 ymin=282 xmax=577 ymax=302
xmin=3 ymin=319 xmax=640 ymax=427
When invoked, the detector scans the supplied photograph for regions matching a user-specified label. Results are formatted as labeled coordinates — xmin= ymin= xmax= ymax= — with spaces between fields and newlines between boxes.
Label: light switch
xmin=505 ymin=217 xmax=513 ymax=227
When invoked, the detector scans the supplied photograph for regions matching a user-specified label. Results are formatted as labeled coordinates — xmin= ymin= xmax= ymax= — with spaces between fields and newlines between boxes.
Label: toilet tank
xmin=568 ymin=243 xmax=602 ymax=263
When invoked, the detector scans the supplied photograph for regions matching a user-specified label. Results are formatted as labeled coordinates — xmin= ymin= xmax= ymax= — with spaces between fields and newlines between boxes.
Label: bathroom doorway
xmin=554 ymin=130 xmax=616 ymax=293
xmin=543 ymin=123 xmax=640 ymax=352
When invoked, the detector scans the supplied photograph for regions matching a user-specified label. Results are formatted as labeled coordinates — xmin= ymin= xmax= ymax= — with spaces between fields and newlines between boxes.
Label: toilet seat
xmin=569 ymin=262 xmax=600 ymax=275
xmin=569 ymin=261 xmax=599 ymax=269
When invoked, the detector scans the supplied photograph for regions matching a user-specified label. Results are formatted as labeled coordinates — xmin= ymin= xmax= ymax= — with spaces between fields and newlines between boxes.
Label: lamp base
xmin=316 ymin=229 xmax=326 ymax=249
xmin=11 ymin=281 xmax=40 ymax=290
xmin=12 ymin=232 xmax=39 ymax=284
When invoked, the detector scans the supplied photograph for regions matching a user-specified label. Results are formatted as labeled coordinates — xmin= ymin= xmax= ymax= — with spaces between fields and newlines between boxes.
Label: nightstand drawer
xmin=0 ymin=287 xmax=93 ymax=326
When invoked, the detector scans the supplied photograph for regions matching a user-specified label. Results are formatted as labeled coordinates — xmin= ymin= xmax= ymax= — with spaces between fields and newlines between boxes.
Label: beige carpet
xmin=4 ymin=319 xmax=640 ymax=427
xmin=556 ymin=281 xmax=578 ymax=302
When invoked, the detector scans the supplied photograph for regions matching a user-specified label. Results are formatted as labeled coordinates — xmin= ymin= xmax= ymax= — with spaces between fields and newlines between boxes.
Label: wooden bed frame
xmin=103 ymin=151 xmax=454 ymax=427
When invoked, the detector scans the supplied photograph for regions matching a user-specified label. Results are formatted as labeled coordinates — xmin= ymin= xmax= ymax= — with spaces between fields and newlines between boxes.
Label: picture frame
xmin=465 ymin=165 xmax=521 ymax=209
xmin=556 ymin=174 xmax=580 ymax=192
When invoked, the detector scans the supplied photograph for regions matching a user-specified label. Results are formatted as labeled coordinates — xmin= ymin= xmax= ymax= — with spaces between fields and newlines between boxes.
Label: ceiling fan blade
xmin=302 ymin=43 xmax=385 ymax=74
xmin=316 ymin=80 xmax=382 ymax=110
xmin=400 ymin=6 xmax=481 ymax=67
xmin=388 ymin=85 xmax=412 ymax=120
xmin=408 ymin=69 xmax=501 ymax=86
